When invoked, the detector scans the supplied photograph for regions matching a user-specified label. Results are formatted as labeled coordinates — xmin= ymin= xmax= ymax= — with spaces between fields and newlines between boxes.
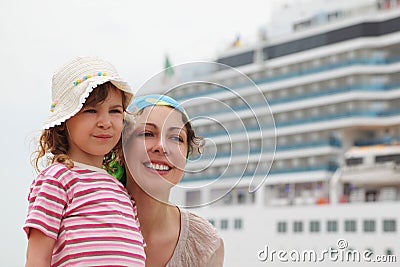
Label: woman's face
xmin=125 ymin=106 xmax=188 ymax=198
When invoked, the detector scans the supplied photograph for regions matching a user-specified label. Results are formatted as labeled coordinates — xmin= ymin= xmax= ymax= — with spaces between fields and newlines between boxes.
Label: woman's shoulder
xmin=179 ymin=209 xmax=221 ymax=263
xmin=183 ymin=209 xmax=219 ymax=239
xmin=166 ymin=208 xmax=223 ymax=267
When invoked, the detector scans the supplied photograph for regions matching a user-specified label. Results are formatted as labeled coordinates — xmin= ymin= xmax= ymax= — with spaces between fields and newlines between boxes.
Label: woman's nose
xmin=151 ymin=137 xmax=168 ymax=155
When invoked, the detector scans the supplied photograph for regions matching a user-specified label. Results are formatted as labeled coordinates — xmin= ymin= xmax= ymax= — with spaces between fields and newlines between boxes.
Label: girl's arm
xmin=25 ymin=228 xmax=55 ymax=267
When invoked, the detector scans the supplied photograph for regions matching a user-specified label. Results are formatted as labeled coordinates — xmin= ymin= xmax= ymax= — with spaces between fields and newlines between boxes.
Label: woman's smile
xmin=143 ymin=161 xmax=172 ymax=172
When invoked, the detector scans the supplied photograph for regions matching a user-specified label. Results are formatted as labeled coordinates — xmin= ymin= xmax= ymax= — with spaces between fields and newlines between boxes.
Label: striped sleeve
xmin=23 ymin=172 xmax=68 ymax=240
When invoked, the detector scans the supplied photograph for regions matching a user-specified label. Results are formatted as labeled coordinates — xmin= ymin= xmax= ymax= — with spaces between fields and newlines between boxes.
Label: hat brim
xmin=43 ymin=76 xmax=133 ymax=129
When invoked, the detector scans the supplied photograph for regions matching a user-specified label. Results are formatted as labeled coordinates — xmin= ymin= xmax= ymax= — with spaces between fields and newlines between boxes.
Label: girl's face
xmin=125 ymin=106 xmax=188 ymax=198
xmin=66 ymin=88 xmax=124 ymax=167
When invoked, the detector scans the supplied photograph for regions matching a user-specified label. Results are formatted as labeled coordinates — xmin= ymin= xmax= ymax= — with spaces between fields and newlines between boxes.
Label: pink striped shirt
xmin=24 ymin=162 xmax=146 ymax=266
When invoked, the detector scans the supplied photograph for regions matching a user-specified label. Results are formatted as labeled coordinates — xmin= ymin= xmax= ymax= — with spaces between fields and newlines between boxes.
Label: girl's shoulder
xmin=40 ymin=162 xmax=103 ymax=176
xmin=28 ymin=163 xmax=73 ymax=198
xmin=40 ymin=162 xmax=72 ymax=177
xmin=38 ymin=162 xmax=87 ymax=184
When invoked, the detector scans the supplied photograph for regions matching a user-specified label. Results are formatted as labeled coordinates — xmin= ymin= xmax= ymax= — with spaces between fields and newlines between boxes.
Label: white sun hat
xmin=43 ymin=56 xmax=133 ymax=129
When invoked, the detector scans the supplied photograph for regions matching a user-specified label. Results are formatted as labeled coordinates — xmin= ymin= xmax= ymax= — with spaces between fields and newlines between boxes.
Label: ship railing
xmin=354 ymin=136 xmax=400 ymax=146
xmin=182 ymin=163 xmax=337 ymax=182
xmin=174 ymin=56 xmax=400 ymax=101
xmin=196 ymin=139 xmax=341 ymax=160
xmin=253 ymin=56 xmax=400 ymax=85
xmin=192 ymin=81 xmax=399 ymax=117
xmin=343 ymin=161 xmax=400 ymax=172
xmin=346 ymin=186 xmax=400 ymax=203
xmin=274 ymin=109 xmax=399 ymax=127
xmin=195 ymin=109 xmax=400 ymax=138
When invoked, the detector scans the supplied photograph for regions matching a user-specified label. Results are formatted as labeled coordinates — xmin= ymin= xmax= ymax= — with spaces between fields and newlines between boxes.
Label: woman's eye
xmin=171 ymin=135 xmax=184 ymax=142
xmin=137 ymin=131 xmax=153 ymax=137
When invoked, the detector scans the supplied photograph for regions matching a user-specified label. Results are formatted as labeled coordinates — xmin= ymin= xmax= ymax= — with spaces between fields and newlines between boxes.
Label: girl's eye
xmin=83 ymin=109 xmax=96 ymax=113
xmin=110 ymin=109 xmax=123 ymax=114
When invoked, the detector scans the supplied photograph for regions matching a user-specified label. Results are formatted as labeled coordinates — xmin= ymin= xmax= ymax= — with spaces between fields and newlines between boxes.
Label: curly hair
xmin=181 ymin=112 xmax=204 ymax=156
xmin=32 ymin=82 xmax=126 ymax=173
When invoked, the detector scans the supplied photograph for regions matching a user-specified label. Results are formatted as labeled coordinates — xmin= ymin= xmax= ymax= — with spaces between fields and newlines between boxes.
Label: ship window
xmin=277 ymin=221 xmax=287 ymax=233
xmin=363 ymin=220 xmax=376 ymax=232
xmin=237 ymin=190 xmax=246 ymax=204
xmin=220 ymin=219 xmax=228 ymax=230
xmin=383 ymin=219 xmax=396 ymax=232
xmin=277 ymin=184 xmax=291 ymax=198
xmin=345 ymin=157 xmax=363 ymax=166
xmin=223 ymin=192 xmax=233 ymax=205
xmin=234 ymin=218 xmax=243 ymax=230
xmin=344 ymin=220 xmax=357 ymax=232
xmin=375 ymin=154 xmax=400 ymax=163
xmin=185 ymin=190 xmax=201 ymax=207
xmin=366 ymin=190 xmax=378 ymax=202
xmin=293 ymin=221 xmax=303 ymax=233
xmin=251 ymin=192 xmax=256 ymax=203
xmin=211 ymin=188 xmax=232 ymax=206
xmin=208 ymin=219 xmax=215 ymax=226
xmin=327 ymin=220 xmax=338 ymax=232
xmin=309 ymin=221 xmax=320 ymax=233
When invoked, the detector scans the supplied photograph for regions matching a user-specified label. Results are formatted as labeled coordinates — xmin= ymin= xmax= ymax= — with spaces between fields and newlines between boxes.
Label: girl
xmin=123 ymin=94 xmax=224 ymax=267
xmin=24 ymin=57 xmax=146 ymax=266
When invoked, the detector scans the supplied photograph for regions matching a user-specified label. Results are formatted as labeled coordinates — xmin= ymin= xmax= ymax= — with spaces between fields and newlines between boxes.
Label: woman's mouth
xmin=144 ymin=162 xmax=171 ymax=171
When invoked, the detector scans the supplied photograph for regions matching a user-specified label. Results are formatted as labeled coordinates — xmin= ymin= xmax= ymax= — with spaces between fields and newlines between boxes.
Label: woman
xmin=123 ymin=94 xmax=224 ymax=267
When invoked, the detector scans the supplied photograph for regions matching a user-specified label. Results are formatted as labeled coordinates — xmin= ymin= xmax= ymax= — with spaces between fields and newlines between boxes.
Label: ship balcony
xmin=354 ymin=136 xmax=400 ymax=146
xmin=193 ymin=139 xmax=341 ymax=162
xmin=340 ymin=162 xmax=400 ymax=185
xmin=195 ymin=108 xmax=400 ymax=138
xmin=189 ymin=81 xmax=398 ymax=116
xmin=174 ymin=55 xmax=400 ymax=102
xmin=253 ymin=56 xmax=399 ymax=87
xmin=188 ymin=81 xmax=400 ymax=120
xmin=264 ymin=181 xmax=329 ymax=206
xmin=182 ymin=163 xmax=338 ymax=182
xmin=260 ymin=82 xmax=396 ymax=106
xmin=275 ymin=109 xmax=385 ymax=127
xmin=342 ymin=186 xmax=400 ymax=203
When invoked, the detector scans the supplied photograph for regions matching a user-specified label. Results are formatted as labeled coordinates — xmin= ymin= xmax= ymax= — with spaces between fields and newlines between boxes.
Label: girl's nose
xmin=97 ymin=114 xmax=111 ymax=129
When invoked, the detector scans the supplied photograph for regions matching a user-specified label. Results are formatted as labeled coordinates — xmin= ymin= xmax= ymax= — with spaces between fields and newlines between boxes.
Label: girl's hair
xmin=32 ymin=82 xmax=126 ymax=173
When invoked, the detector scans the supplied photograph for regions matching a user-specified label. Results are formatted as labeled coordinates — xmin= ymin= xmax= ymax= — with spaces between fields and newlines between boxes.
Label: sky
xmin=0 ymin=0 xmax=367 ymax=265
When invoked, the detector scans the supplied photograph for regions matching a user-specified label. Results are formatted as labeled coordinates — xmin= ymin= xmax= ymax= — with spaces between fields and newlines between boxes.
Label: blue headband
xmin=127 ymin=94 xmax=189 ymax=120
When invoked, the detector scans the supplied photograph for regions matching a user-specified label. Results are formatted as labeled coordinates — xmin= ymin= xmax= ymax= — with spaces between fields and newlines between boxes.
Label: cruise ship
xmin=141 ymin=0 xmax=400 ymax=265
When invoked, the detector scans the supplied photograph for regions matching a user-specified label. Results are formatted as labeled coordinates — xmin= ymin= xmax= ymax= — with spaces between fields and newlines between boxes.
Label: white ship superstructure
xmin=164 ymin=1 xmax=400 ymax=266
